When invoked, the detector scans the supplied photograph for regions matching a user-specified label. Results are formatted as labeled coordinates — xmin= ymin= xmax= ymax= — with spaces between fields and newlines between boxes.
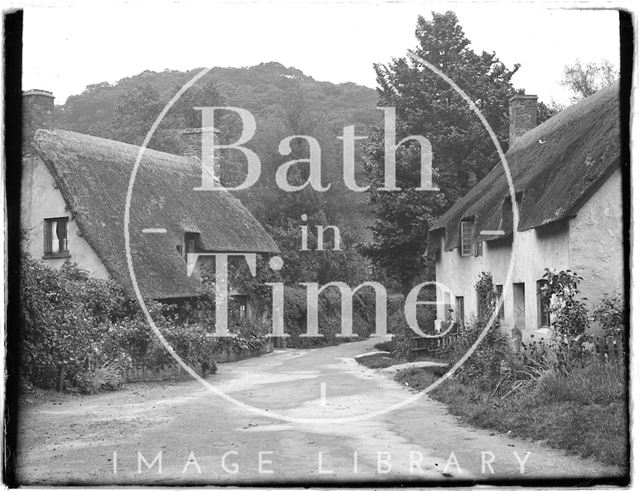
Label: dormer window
xmin=185 ymin=232 xmax=199 ymax=253
xmin=460 ymin=220 xmax=474 ymax=256
xmin=43 ymin=217 xmax=70 ymax=258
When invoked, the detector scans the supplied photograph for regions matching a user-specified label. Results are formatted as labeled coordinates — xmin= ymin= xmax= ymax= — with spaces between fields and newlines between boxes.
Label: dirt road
xmin=16 ymin=339 xmax=622 ymax=484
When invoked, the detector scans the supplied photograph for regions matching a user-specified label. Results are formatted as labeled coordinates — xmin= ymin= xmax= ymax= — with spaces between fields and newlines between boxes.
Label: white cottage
xmin=427 ymin=83 xmax=624 ymax=342
xmin=21 ymin=90 xmax=279 ymax=307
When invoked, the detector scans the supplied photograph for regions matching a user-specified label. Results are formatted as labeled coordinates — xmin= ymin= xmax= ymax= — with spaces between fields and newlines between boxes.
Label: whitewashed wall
xmin=21 ymin=156 xmax=110 ymax=278
xmin=434 ymin=169 xmax=623 ymax=341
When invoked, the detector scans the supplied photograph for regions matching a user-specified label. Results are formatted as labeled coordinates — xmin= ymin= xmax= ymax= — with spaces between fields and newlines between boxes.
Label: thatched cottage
xmin=427 ymin=83 xmax=623 ymax=342
xmin=21 ymin=90 xmax=279 ymax=316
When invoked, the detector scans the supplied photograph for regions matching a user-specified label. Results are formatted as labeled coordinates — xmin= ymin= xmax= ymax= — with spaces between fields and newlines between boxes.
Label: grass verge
xmin=393 ymin=364 xmax=628 ymax=469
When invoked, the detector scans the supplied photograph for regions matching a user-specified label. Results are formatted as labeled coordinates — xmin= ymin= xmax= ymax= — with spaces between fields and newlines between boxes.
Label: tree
xmin=561 ymin=60 xmax=618 ymax=101
xmin=170 ymin=81 xmax=225 ymax=128
xmin=362 ymin=11 xmax=519 ymax=293
xmin=110 ymin=83 xmax=164 ymax=146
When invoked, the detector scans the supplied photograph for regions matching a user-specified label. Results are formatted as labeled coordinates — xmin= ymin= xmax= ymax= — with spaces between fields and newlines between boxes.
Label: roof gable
xmin=431 ymin=82 xmax=621 ymax=252
xmin=33 ymin=129 xmax=279 ymax=299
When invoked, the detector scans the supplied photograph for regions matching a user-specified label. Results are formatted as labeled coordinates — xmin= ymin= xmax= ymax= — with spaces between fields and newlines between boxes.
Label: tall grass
xmin=394 ymin=361 xmax=628 ymax=468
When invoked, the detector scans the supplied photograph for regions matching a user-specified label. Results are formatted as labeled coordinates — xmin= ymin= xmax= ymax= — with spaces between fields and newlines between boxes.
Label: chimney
xmin=181 ymin=127 xmax=220 ymax=183
xmin=508 ymin=94 xmax=537 ymax=147
xmin=23 ymin=89 xmax=54 ymax=156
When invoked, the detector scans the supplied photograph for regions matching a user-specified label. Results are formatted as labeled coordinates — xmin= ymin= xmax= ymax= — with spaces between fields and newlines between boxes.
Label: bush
xmin=280 ymin=285 xmax=375 ymax=348
xmin=541 ymin=268 xmax=589 ymax=338
xmin=593 ymin=292 xmax=625 ymax=337
xmin=213 ymin=317 xmax=270 ymax=360
xmin=388 ymin=298 xmax=436 ymax=361
xmin=20 ymin=254 xmax=225 ymax=392
xmin=20 ymin=254 xmax=104 ymax=389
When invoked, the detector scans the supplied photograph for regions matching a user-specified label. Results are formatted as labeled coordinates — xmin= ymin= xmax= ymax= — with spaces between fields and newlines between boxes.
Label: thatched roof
xmin=33 ymin=129 xmax=279 ymax=299
xmin=430 ymin=82 xmax=621 ymax=252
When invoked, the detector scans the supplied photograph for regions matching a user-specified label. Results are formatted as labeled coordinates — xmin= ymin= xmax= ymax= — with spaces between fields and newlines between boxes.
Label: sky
xmin=19 ymin=0 xmax=621 ymax=106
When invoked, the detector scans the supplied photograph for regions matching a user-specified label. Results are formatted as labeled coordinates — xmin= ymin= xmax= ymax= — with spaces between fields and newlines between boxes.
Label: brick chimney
xmin=23 ymin=89 xmax=54 ymax=156
xmin=508 ymin=94 xmax=537 ymax=147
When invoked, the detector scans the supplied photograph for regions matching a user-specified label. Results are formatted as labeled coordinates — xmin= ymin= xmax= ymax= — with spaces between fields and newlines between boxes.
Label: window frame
xmin=455 ymin=296 xmax=465 ymax=325
xmin=460 ymin=220 xmax=474 ymax=256
xmin=537 ymin=279 xmax=551 ymax=328
xmin=184 ymin=232 xmax=200 ymax=260
xmin=43 ymin=217 xmax=70 ymax=259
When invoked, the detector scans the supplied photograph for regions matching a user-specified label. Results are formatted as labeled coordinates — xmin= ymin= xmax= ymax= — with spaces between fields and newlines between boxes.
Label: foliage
xmin=213 ymin=317 xmax=271 ymax=358
xmin=447 ymin=316 xmax=509 ymax=391
xmin=540 ymin=268 xmax=589 ymax=339
xmin=361 ymin=11 xmax=520 ymax=292
xmin=561 ymin=59 xmax=618 ymax=101
xmin=534 ymin=362 xmax=626 ymax=406
xmin=394 ymin=367 xmax=441 ymax=391
xmin=56 ymin=62 xmax=379 ymax=248
xmin=474 ymin=272 xmax=496 ymax=322
xmin=388 ymin=293 xmax=436 ymax=360
xmin=19 ymin=255 xmax=312 ymax=392
xmin=276 ymin=284 xmax=376 ymax=348
xmin=20 ymin=253 xmax=115 ymax=389
xmin=437 ymin=273 xmax=508 ymax=390
xmin=592 ymin=292 xmax=625 ymax=337
xmin=423 ymin=362 xmax=628 ymax=468
xmin=376 ymin=268 xmax=628 ymax=469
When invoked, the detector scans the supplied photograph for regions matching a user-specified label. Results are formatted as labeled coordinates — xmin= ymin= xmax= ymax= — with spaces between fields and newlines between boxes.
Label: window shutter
xmin=43 ymin=220 xmax=52 ymax=254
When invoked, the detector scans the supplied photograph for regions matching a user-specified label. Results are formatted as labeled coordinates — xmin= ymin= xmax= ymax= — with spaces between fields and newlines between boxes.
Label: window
xmin=537 ymin=280 xmax=551 ymax=328
xmin=475 ymin=241 xmax=483 ymax=256
xmin=44 ymin=217 xmax=69 ymax=257
xmin=183 ymin=232 xmax=200 ymax=260
xmin=232 ymin=295 xmax=248 ymax=320
xmin=455 ymin=296 xmax=465 ymax=325
xmin=460 ymin=220 xmax=474 ymax=256
xmin=513 ymin=283 xmax=526 ymax=331
xmin=495 ymin=285 xmax=505 ymax=320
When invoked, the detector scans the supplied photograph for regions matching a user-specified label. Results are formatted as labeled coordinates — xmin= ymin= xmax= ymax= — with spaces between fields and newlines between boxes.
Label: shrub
xmin=280 ymin=285 xmax=375 ymax=348
xmin=20 ymin=254 xmax=97 ymax=389
xmin=448 ymin=317 xmax=510 ymax=391
xmin=388 ymin=299 xmax=436 ymax=360
xmin=593 ymin=292 xmax=625 ymax=337
xmin=541 ymin=268 xmax=589 ymax=338
xmin=20 ymin=254 xmax=223 ymax=391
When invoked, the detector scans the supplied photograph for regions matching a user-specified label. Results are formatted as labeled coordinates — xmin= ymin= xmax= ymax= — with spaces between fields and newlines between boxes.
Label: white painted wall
xmin=434 ymin=169 xmax=623 ymax=342
xmin=569 ymin=168 xmax=624 ymax=311
xmin=435 ymin=223 xmax=569 ymax=341
xmin=21 ymin=156 xmax=110 ymax=278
